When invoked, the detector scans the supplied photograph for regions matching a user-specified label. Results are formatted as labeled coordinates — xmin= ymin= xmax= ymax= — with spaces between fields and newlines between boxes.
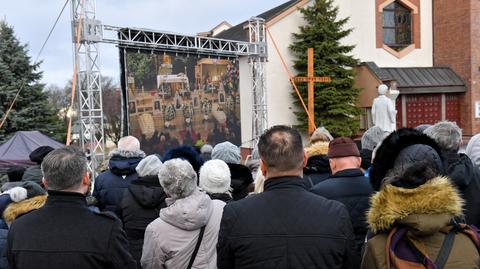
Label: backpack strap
xmin=456 ymin=223 xmax=480 ymax=254
xmin=435 ymin=219 xmax=480 ymax=268
xmin=434 ymin=230 xmax=456 ymax=269
xmin=186 ymin=225 xmax=206 ymax=269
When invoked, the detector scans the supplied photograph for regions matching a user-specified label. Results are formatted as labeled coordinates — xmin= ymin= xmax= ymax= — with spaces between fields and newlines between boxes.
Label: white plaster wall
xmin=238 ymin=57 xmax=254 ymax=148
xmin=265 ymin=8 xmax=307 ymax=128
xmin=238 ymin=0 xmax=433 ymax=142
xmin=337 ymin=0 xmax=433 ymax=67
xmin=212 ymin=23 xmax=231 ymax=36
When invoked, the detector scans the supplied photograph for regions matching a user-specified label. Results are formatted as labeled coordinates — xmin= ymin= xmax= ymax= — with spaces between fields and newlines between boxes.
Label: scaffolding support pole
xmin=248 ymin=17 xmax=268 ymax=146
xmin=71 ymin=0 xmax=105 ymax=178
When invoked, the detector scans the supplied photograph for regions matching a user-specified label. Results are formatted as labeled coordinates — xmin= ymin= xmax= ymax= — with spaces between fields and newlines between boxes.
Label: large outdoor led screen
xmin=121 ymin=49 xmax=241 ymax=155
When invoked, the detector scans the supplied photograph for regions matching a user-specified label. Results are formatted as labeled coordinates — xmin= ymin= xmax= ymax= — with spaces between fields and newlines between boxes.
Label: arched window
xmin=383 ymin=2 xmax=412 ymax=50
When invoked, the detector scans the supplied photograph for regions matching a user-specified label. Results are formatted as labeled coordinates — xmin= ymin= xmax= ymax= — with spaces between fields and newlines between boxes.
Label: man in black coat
xmin=310 ymin=137 xmax=373 ymax=255
xmin=7 ymin=147 xmax=136 ymax=269
xmin=217 ymin=125 xmax=358 ymax=269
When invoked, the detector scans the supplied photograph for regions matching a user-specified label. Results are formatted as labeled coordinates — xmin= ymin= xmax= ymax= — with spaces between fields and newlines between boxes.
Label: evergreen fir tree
xmin=0 ymin=21 xmax=64 ymax=142
xmin=289 ymin=0 xmax=361 ymax=137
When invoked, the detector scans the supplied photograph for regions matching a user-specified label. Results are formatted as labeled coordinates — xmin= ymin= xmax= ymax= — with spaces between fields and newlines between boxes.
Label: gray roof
xmin=363 ymin=62 xmax=466 ymax=94
xmin=215 ymin=0 xmax=301 ymax=41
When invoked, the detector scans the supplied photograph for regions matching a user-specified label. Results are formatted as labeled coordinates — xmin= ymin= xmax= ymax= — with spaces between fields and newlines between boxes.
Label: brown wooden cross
xmin=293 ymin=48 xmax=331 ymax=134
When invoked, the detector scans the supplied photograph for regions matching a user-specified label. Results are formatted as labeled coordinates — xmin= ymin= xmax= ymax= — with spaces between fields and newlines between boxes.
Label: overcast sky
xmin=2 ymin=0 xmax=285 ymax=87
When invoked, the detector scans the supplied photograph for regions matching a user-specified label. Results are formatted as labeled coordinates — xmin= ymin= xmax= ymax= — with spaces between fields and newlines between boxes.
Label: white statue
xmin=371 ymin=84 xmax=397 ymax=133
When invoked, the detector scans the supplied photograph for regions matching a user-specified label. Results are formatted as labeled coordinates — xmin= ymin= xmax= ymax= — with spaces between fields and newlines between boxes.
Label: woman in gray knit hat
xmin=141 ymin=159 xmax=225 ymax=269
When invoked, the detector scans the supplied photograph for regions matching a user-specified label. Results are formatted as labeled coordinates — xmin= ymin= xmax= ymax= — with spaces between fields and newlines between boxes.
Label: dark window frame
xmin=382 ymin=1 xmax=413 ymax=50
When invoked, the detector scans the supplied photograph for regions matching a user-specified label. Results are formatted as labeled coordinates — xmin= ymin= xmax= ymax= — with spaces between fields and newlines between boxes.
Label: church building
xmin=206 ymin=0 xmax=477 ymax=145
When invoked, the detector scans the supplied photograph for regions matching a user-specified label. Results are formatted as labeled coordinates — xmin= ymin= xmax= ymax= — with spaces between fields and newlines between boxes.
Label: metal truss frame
xmin=71 ymin=0 xmax=105 ymax=178
xmin=248 ymin=18 xmax=268 ymax=145
xmin=72 ymin=0 xmax=268 ymax=177
xmin=102 ymin=25 xmax=254 ymax=57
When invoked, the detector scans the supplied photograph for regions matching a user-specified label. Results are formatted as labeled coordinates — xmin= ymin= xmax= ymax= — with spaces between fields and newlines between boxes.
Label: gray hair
xmin=212 ymin=142 xmax=241 ymax=164
xmin=158 ymin=159 xmax=197 ymax=200
xmin=361 ymin=126 xmax=385 ymax=151
xmin=41 ymin=146 xmax=87 ymax=191
xmin=117 ymin=136 xmax=141 ymax=152
xmin=424 ymin=121 xmax=462 ymax=152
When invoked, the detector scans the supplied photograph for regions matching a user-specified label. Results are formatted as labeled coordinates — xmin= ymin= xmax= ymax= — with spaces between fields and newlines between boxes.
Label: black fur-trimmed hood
xmin=370 ymin=128 xmax=444 ymax=191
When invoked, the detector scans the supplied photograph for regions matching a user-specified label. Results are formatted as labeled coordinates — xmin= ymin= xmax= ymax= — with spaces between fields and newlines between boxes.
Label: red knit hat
xmin=328 ymin=137 xmax=360 ymax=158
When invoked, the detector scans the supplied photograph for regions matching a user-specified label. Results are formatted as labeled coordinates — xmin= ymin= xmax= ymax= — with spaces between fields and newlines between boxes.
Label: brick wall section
xmin=433 ymin=0 xmax=479 ymax=135
xmin=470 ymin=1 xmax=480 ymax=134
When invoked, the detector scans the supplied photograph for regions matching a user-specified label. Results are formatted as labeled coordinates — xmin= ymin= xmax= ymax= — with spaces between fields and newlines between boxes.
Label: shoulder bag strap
xmin=434 ymin=229 xmax=456 ymax=269
xmin=186 ymin=225 xmax=206 ymax=269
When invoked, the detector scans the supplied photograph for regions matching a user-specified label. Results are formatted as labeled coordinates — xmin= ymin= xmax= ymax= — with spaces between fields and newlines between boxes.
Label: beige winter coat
xmin=141 ymin=189 xmax=225 ymax=269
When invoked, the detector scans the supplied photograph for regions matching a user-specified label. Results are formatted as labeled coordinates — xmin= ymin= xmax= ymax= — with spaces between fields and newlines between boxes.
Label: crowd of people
xmin=0 ymin=120 xmax=479 ymax=268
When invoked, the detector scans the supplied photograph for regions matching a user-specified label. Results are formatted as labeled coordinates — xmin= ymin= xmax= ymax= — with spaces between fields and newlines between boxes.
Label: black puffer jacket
xmin=118 ymin=175 xmax=167 ymax=266
xmin=227 ymin=163 xmax=253 ymax=200
xmin=217 ymin=176 xmax=358 ymax=269
xmin=304 ymin=155 xmax=331 ymax=186
xmin=442 ymin=151 xmax=480 ymax=227
xmin=93 ymin=149 xmax=144 ymax=214
xmin=310 ymin=168 xmax=373 ymax=255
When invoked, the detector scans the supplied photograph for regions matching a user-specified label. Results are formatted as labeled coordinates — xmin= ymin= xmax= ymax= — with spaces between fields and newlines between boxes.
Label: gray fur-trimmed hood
xmin=109 ymin=148 xmax=145 ymax=159
xmin=108 ymin=149 xmax=145 ymax=176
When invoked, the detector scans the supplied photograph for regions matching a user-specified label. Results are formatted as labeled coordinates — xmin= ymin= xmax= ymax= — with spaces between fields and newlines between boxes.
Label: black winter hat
xmin=29 ymin=146 xmax=54 ymax=164
xmin=369 ymin=128 xmax=444 ymax=191
xmin=162 ymin=145 xmax=204 ymax=173
xmin=394 ymin=144 xmax=443 ymax=174
xmin=6 ymin=166 xmax=25 ymax=182
xmin=386 ymin=161 xmax=438 ymax=189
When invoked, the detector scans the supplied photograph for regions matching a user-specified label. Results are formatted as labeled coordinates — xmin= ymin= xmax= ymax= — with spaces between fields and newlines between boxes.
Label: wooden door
xmin=445 ymin=93 xmax=461 ymax=124
xmin=405 ymin=94 xmax=442 ymax=127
